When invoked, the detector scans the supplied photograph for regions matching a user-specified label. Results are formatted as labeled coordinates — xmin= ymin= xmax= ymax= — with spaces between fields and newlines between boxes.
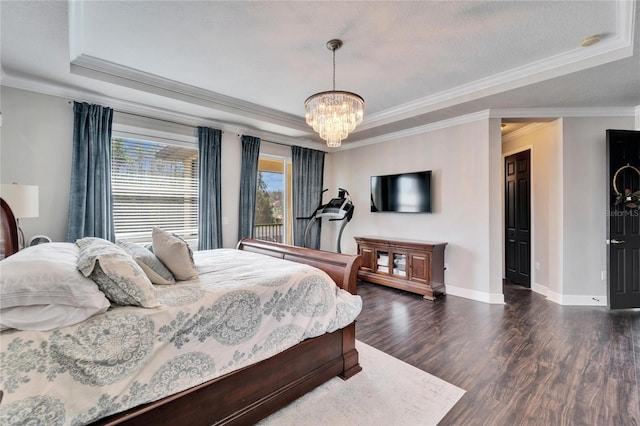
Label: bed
xmin=0 ymin=199 xmax=362 ymax=425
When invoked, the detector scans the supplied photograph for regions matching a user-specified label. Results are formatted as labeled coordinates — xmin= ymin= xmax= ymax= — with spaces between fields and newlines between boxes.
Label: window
xmin=255 ymin=156 xmax=292 ymax=244
xmin=111 ymin=137 xmax=198 ymax=244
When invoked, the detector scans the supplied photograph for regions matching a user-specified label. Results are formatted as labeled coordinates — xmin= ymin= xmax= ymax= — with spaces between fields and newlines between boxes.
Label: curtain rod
xmin=68 ymin=101 xmax=217 ymax=130
xmin=68 ymin=100 xmax=293 ymax=147
xmin=259 ymin=139 xmax=292 ymax=148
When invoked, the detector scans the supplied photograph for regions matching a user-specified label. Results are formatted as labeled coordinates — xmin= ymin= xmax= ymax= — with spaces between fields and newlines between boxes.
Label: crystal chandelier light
xmin=305 ymin=39 xmax=364 ymax=148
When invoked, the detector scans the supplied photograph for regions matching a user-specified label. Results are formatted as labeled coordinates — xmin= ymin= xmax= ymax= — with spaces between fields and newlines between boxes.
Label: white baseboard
xmin=514 ymin=282 xmax=607 ymax=306
xmin=446 ymin=285 xmax=505 ymax=304
xmin=546 ymin=289 xmax=607 ymax=306
xmin=531 ymin=282 xmax=548 ymax=296
xmin=445 ymin=283 xmax=606 ymax=306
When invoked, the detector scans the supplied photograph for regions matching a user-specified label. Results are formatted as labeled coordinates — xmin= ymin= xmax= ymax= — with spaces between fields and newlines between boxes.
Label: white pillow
xmin=76 ymin=237 xmax=160 ymax=308
xmin=152 ymin=227 xmax=198 ymax=280
xmin=0 ymin=243 xmax=110 ymax=330
xmin=118 ymin=241 xmax=175 ymax=285
xmin=1 ymin=305 xmax=110 ymax=332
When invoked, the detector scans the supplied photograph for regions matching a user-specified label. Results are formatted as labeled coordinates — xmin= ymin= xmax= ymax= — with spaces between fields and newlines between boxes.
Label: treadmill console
xmin=297 ymin=188 xmax=355 ymax=253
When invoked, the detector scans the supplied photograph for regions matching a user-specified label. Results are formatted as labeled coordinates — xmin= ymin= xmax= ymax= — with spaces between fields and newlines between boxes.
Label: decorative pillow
xmin=76 ymin=237 xmax=160 ymax=308
xmin=0 ymin=242 xmax=111 ymax=330
xmin=152 ymin=227 xmax=198 ymax=280
xmin=118 ymin=241 xmax=175 ymax=285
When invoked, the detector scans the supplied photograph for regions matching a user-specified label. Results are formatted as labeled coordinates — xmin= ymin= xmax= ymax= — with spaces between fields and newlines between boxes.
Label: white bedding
xmin=0 ymin=248 xmax=362 ymax=425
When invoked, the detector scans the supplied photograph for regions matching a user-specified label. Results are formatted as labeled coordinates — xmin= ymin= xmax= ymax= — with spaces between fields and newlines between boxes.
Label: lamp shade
xmin=1 ymin=184 xmax=39 ymax=218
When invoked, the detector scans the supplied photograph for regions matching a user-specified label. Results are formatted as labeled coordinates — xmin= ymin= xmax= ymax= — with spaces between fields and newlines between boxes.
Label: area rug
xmin=258 ymin=341 xmax=466 ymax=426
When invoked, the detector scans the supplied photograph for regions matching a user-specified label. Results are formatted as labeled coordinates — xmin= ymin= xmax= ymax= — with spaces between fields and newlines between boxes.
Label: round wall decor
xmin=613 ymin=164 xmax=640 ymax=209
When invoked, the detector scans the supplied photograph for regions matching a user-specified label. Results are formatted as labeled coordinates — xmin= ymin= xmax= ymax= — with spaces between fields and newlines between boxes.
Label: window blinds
xmin=111 ymin=137 xmax=198 ymax=242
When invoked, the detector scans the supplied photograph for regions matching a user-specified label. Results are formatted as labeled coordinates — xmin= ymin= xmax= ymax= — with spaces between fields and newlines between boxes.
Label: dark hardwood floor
xmin=355 ymin=281 xmax=640 ymax=425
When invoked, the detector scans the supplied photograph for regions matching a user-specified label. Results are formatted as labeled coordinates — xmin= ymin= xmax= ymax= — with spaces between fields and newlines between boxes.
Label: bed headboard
xmin=1 ymin=198 xmax=20 ymax=259
xmin=236 ymin=238 xmax=361 ymax=295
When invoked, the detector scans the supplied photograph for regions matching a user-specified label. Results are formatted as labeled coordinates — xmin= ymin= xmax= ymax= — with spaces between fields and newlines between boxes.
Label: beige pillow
xmin=152 ymin=227 xmax=198 ymax=280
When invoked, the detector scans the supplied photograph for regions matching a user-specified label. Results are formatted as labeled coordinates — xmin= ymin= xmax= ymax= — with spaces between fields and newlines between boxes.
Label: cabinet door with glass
xmin=392 ymin=252 xmax=407 ymax=277
xmin=376 ymin=250 xmax=390 ymax=274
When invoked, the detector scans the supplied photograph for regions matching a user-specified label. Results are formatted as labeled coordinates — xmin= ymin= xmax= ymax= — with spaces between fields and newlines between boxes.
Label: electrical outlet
xmin=535 ymin=262 xmax=540 ymax=271
xmin=601 ymin=270 xmax=606 ymax=280
xmin=222 ymin=217 xmax=229 ymax=225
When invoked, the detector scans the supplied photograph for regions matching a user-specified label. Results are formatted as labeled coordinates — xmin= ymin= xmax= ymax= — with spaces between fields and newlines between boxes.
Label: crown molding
xmin=502 ymin=122 xmax=554 ymax=144
xmin=490 ymin=107 xmax=637 ymax=118
xmin=359 ymin=0 xmax=635 ymax=131
xmin=70 ymin=54 xmax=310 ymax=133
xmin=341 ymin=105 xmax=637 ymax=151
xmin=111 ymin=122 xmax=325 ymax=152
xmin=1 ymin=72 xmax=318 ymax=148
xmin=4 ymin=66 xmax=635 ymax=155
xmin=66 ymin=1 xmax=309 ymax=135
xmin=338 ymin=110 xmax=491 ymax=151
xmin=58 ymin=0 xmax=637 ymax=148
xmin=617 ymin=0 xmax=636 ymax=43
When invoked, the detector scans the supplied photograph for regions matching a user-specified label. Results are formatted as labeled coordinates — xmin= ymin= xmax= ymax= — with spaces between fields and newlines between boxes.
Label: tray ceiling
xmin=1 ymin=1 xmax=638 ymax=147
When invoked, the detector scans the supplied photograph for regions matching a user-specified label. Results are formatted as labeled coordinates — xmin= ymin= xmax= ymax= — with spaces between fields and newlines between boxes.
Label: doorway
xmin=607 ymin=129 xmax=640 ymax=309
xmin=505 ymin=149 xmax=531 ymax=287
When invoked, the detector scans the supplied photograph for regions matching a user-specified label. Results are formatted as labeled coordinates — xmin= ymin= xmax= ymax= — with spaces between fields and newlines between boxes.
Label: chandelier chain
xmin=332 ymin=47 xmax=336 ymax=91
xmin=304 ymin=38 xmax=364 ymax=148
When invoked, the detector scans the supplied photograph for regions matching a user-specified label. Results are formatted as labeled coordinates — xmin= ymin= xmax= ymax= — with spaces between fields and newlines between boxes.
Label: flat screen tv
xmin=370 ymin=170 xmax=432 ymax=213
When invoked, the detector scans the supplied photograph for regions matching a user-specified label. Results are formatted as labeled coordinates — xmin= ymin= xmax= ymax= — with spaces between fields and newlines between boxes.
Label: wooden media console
xmin=354 ymin=236 xmax=447 ymax=300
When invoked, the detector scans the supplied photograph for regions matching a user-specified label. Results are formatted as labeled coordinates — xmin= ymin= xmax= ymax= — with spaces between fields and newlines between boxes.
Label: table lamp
xmin=1 ymin=183 xmax=39 ymax=249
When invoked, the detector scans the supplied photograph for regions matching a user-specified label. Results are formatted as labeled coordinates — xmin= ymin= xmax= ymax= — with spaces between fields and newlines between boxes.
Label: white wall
xmin=3 ymin=85 xmax=635 ymax=305
xmin=502 ymin=116 xmax=635 ymax=305
xmin=326 ymin=118 xmax=504 ymax=303
xmin=0 ymin=86 xmax=249 ymax=248
xmin=1 ymin=87 xmax=73 ymax=242
xmin=487 ymin=118 xmax=503 ymax=298
xmin=548 ymin=120 xmax=565 ymax=301
xmin=560 ymin=116 xmax=634 ymax=303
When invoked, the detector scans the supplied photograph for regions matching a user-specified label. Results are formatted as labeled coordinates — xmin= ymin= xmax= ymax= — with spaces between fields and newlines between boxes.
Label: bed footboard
xmin=237 ymin=238 xmax=362 ymax=380
xmin=236 ymin=238 xmax=361 ymax=295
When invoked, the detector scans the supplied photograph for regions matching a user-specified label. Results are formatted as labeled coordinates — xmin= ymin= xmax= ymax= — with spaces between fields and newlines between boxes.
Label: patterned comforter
xmin=0 ymin=249 xmax=362 ymax=425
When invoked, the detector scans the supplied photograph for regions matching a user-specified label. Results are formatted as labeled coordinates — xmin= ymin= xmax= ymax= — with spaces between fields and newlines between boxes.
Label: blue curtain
xmin=198 ymin=127 xmax=222 ymax=250
xmin=292 ymin=146 xmax=325 ymax=249
xmin=238 ymin=135 xmax=261 ymax=241
xmin=66 ymin=101 xmax=115 ymax=242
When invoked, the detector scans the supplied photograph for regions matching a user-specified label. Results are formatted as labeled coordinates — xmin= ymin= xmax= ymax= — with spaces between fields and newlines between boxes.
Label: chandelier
xmin=305 ymin=39 xmax=364 ymax=148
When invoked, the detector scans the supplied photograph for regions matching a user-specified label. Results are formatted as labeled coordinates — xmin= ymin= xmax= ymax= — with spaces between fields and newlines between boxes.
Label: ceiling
xmin=1 ymin=1 xmax=638 ymax=149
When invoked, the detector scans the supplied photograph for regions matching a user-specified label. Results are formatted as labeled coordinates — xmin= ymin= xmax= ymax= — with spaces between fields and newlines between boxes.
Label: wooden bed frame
xmin=0 ymin=200 xmax=362 ymax=426
xmin=0 ymin=198 xmax=19 ymax=259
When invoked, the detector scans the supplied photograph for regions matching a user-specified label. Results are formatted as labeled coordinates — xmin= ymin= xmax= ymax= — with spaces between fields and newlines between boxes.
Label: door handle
xmin=611 ymin=239 xmax=626 ymax=244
